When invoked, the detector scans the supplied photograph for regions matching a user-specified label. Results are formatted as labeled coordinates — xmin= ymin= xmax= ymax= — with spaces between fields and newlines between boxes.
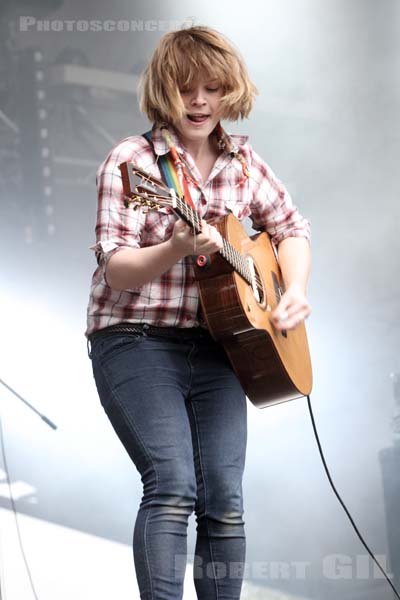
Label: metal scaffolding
xmin=1 ymin=17 xmax=144 ymax=244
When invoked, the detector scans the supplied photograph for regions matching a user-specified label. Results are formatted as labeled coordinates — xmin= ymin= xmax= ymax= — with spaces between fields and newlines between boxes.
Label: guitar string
xmin=126 ymin=182 xmax=266 ymax=292
xmin=128 ymin=165 xmax=300 ymax=294
xmin=128 ymin=172 xmax=304 ymax=310
xmin=126 ymin=191 xmax=278 ymax=301
xmin=126 ymin=188 xmax=270 ymax=293
xmin=131 ymin=167 xmax=260 ymax=285
xmin=125 ymin=191 xmax=298 ymax=308
xmin=126 ymin=191 xmax=259 ymax=287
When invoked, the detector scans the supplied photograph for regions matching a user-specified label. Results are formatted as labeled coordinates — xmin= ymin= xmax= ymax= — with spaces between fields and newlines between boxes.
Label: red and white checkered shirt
xmin=86 ymin=124 xmax=310 ymax=336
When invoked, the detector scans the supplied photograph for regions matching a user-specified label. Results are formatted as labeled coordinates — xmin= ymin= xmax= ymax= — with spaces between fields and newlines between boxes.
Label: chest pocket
xmin=224 ymin=163 xmax=252 ymax=221
xmin=219 ymin=160 xmax=251 ymax=221
xmin=142 ymin=208 xmax=175 ymax=245
xmin=225 ymin=199 xmax=252 ymax=221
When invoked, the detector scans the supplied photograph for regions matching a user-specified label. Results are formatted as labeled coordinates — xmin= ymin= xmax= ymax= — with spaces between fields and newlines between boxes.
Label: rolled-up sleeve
xmin=248 ymin=148 xmax=311 ymax=246
xmin=92 ymin=141 xmax=146 ymax=268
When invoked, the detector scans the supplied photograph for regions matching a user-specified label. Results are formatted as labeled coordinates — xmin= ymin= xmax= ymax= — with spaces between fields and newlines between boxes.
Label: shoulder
xmin=97 ymin=134 xmax=154 ymax=178
xmin=226 ymin=131 xmax=262 ymax=165
xmin=225 ymin=131 xmax=275 ymax=182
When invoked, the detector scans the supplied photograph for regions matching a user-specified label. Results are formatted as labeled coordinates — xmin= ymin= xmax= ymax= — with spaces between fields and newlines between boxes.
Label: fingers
xmin=186 ymin=219 xmax=223 ymax=250
xmin=271 ymin=310 xmax=306 ymax=331
xmin=199 ymin=220 xmax=223 ymax=249
xmin=270 ymin=289 xmax=311 ymax=331
xmin=273 ymin=308 xmax=310 ymax=331
xmin=172 ymin=219 xmax=223 ymax=255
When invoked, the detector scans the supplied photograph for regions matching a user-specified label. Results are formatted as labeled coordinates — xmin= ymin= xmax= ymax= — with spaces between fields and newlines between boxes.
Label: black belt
xmin=88 ymin=322 xmax=212 ymax=343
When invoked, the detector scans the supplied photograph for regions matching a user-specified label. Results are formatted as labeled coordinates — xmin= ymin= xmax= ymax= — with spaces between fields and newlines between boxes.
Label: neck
xmin=180 ymin=133 xmax=217 ymax=161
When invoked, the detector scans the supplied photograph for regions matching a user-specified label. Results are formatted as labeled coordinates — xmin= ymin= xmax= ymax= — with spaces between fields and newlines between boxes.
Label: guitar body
xmin=193 ymin=214 xmax=312 ymax=408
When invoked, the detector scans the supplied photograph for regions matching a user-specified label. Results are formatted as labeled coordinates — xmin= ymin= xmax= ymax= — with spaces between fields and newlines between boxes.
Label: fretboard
xmin=174 ymin=195 xmax=252 ymax=285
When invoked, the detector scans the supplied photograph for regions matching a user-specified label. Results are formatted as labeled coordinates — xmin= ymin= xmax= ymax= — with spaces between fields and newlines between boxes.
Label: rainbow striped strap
xmin=142 ymin=130 xmax=184 ymax=198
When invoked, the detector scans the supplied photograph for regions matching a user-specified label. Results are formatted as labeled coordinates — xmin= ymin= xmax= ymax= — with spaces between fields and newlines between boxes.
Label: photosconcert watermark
xmin=174 ymin=554 xmax=393 ymax=581
xmin=19 ymin=17 xmax=196 ymax=33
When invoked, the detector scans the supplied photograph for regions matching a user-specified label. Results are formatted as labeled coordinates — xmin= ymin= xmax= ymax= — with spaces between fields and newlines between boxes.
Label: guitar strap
xmin=142 ymin=130 xmax=196 ymax=210
xmin=142 ymin=131 xmax=210 ymax=313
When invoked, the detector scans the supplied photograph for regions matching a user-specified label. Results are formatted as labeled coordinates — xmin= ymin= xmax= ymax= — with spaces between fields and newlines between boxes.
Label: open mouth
xmin=187 ymin=114 xmax=210 ymax=123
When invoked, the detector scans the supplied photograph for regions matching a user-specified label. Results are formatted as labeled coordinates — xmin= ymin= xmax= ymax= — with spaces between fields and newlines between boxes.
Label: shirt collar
xmin=150 ymin=122 xmax=249 ymax=157
xmin=225 ymin=132 xmax=249 ymax=154
xmin=151 ymin=123 xmax=184 ymax=155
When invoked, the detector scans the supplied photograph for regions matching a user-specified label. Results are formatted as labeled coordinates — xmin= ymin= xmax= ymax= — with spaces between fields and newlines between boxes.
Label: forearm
xmin=106 ymin=238 xmax=184 ymax=290
xmin=277 ymin=236 xmax=311 ymax=294
xmin=105 ymin=218 xmax=224 ymax=291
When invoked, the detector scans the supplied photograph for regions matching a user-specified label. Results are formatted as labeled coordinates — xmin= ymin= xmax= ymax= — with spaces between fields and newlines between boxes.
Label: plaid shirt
xmin=86 ymin=124 xmax=310 ymax=336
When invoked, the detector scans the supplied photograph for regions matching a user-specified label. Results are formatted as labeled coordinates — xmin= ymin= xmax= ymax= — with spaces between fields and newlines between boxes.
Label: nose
xmin=190 ymin=86 xmax=206 ymax=106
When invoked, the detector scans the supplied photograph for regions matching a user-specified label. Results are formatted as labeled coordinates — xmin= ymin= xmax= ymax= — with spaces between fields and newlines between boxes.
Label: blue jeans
xmin=90 ymin=328 xmax=247 ymax=600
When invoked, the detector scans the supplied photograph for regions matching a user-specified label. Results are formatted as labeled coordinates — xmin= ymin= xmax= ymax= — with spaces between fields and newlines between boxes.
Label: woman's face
xmin=174 ymin=75 xmax=224 ymax=148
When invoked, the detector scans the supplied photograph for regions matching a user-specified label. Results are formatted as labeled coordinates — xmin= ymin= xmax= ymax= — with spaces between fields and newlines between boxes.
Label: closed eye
xmin=179 ymin=86 xmax=221 ymax=94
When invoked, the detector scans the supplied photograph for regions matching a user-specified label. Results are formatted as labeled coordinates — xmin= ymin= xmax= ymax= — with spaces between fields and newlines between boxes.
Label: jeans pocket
xmin=95 ymin=334 xmax=144 ymax=365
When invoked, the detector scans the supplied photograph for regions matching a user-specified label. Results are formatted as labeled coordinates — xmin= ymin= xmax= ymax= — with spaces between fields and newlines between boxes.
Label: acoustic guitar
xmin=119 ymin=162 xmax=312 ymax=408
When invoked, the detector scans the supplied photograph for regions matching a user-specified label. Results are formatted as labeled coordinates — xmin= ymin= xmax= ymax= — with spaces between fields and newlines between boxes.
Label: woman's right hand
xmin=170 ymin=219 xmax=224 ymax=257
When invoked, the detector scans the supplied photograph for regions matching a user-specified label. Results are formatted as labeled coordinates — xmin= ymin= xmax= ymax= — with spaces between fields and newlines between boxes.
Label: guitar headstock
xmin=118 ymin=162 xmax=202 ymax=234
xmin=119 ymin=162 xmax=177 ymax=212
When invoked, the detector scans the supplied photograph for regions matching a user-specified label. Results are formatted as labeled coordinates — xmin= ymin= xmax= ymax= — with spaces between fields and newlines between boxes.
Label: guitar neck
xmin=173 ymin=195 xmax=252 ymax=285
xmin=118 ymin=161 xmax=254 ymax=287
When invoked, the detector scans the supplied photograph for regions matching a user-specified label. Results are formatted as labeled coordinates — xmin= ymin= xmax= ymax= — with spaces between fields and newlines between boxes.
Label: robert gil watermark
xmin=19 ymin=17 xmax=196 ymax=33
xmin=322 ymin=554 xmax=392 ymax=580
xmin=175 ymin=555 xmax=311 ymax=581
xmin=174 ymin=554 xmax=393 ymax=581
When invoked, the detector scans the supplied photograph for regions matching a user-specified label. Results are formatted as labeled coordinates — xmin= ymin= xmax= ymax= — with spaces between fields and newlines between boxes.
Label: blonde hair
xmin=139 ymin=26 xmax=258 ymax=124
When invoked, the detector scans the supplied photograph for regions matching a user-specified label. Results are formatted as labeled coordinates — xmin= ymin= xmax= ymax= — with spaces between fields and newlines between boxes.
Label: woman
xmin=86 ymin=26 xmax=311 ymax=600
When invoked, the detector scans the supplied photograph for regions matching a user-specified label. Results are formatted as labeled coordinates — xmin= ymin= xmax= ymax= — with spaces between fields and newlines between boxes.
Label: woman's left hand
xmin=270 ymin=283 xmax=311 ymax=331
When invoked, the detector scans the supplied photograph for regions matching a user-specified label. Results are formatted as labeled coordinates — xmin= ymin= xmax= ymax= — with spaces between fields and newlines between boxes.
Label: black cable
xmin=0 ymin=412 xmax=39 ymax=600
xmin=307 ymin=394 xmax=400 ymax=599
